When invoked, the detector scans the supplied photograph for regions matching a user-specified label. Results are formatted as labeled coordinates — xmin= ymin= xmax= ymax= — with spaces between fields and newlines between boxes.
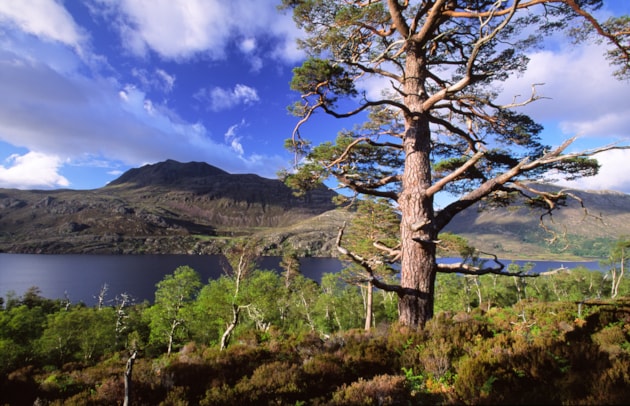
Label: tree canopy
xmin=281 ymin=0 xmax=630 ymax=327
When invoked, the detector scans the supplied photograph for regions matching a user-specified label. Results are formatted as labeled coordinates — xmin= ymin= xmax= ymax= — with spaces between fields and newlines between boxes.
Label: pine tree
xmin=281 ymin=0 xmax=629 ymax=327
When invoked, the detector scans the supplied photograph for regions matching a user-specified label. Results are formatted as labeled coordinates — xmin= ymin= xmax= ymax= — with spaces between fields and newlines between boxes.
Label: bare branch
xmin=422 ymin=0 xmax=520 ymax=110
xmin=564 ymin=0 xmax=630 ymax=73
xmin=497 ymin=83 xmax=549 ymax=109
xmin=321 ymin=97 xmax=410 ymax=119
xmin=387 ymin=0 xmax=411 ymax=39
xmin=510 ymin=181 xmax=606 ymax=249
xmin=373 ymin=240 xmax=401 ymax=262
xmin=521 ymin=140 xmax=630 ymax=170
xmin=427 ymin=150 xmax=486 ymax=196
xmin=442 ymin=0 xmax=550 ymax=18
xmin=437 ymin=252 xmax=539 ymax=277
xmin=435 ymin=138 xmax=630 ymax=231
xmin=335 ymin=173 xmax=400 ymax=199
xmin=336 ymin=223 xmax=405 ymax=295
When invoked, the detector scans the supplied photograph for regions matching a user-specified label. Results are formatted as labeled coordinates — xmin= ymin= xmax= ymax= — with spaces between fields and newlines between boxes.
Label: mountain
xmin=0 ymin=160 xmax=628 ymax=259
xmin=0 ymin=160 xmax=346 ymax=256
xmin=442 ymin=183 xmax=630 ymax=259
xmin=108 ymin=159 xmax=230 ymax=186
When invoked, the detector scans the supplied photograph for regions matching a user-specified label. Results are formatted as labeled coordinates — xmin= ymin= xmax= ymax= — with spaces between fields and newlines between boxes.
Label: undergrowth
xmin=1 ymin=298 xmax=629 ymax=405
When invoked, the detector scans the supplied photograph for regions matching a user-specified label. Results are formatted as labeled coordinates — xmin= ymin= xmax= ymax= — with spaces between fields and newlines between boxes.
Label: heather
xmin=1 ymin=265 xmax=628 ymax=405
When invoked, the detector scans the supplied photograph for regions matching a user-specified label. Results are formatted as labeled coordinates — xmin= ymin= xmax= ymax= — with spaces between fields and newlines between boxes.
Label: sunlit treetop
xmin=280 ymin=0 xmax=629 ymax=327
xmin=281 ymin=0 xmax=628 ymax=206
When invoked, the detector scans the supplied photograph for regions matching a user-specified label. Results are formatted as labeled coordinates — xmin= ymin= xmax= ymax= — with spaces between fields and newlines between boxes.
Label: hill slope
xmin=0 ymin=160 xmax=343 ymax=255
xmin=0 ymin=161 xmax=628 ymax=259
xmin=442 ymin=183 xmax=630 ymax=259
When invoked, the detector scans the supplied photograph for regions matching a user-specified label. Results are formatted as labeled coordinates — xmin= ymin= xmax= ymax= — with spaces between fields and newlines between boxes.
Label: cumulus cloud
xmin=0 ymin=0 xmax=85 ymax=48
xmin=99 ymin=0 xmax=302 ymax=63
xmin=0 ymin=152 xmax=69 ymax=189
xmin=0 ymin=0 xmax=300 ymax=189
xmin=495 ymin=40 xmax=630 ymax=194
xmin=556 ymin=149 xmax=630 ymax=193
xmin=0 ymin=52 xmax=282 ymax=185
xmin=499 ymin=44 xmax=630 ymax=141
xmin=195 ymin=84 xmax=260 ymax=111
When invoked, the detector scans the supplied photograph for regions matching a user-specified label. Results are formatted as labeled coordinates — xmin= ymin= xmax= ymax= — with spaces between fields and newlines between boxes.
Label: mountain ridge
xmin=442 ymin=182 xmax=630 ymax=259
xmin=107 ymin=159 xmax=230 ymax=187
xmin=0 ymin=160 xmax=344 ymax=256
xmin=0 ymin=160 xmax=628 ymax=259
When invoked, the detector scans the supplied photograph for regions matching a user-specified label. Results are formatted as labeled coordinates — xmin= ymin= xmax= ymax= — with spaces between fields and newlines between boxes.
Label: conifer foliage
xmin=281 ymin=0 xmax=630 ymax=326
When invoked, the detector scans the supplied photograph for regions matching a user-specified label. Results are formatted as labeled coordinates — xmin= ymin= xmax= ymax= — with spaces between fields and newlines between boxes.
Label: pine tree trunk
xmin=397 ymin=42 xmax=436 ymax=328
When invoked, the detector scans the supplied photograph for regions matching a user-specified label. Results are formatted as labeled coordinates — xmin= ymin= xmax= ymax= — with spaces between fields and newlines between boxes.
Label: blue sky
xmin=0 ymin=1 xmax=628 ymax=196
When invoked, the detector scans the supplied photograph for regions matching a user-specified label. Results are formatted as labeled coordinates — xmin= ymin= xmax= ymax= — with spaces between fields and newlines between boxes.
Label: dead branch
xmin=373 ymin=240 xmax=401 ymax=262
xmin=437 ymin=251 xmax=539 ymax=277
xmin=511 ymin=181 xmax=606 ymax=249
xmin=336 ymin=223 xmax=405 ymax=294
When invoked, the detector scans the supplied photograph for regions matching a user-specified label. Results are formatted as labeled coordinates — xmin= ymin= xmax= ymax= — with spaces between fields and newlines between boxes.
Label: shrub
xmin=330 ymin=374 xmax=410 ymax=405
xmin=592 ymin=323 xmax=629 ymax=357
xmin=201 ymin=361 xmax=304 ymax=405
xmin=94 ymin=376 xmax=124 ymax=404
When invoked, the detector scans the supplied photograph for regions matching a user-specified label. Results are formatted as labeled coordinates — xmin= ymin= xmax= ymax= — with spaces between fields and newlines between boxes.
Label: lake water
xmin=0 ymin=254 xmax=342 ymax=306
xmin=0 ymin=254 xmax=602 ymax=306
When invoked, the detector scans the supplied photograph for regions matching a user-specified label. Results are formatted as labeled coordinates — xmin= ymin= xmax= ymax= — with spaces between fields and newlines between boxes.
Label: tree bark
xmin=167 ymin=321 xmax=175 ymax=356
xmin=397 ymin=41 xmax=436 ymax=328
xmin=123 ymin=350 xmax=137 ymax=406
xmin=220 ymin=305 xmax=239 ymax=351
xmin=364 ymin=280 xmax=373 ymax=330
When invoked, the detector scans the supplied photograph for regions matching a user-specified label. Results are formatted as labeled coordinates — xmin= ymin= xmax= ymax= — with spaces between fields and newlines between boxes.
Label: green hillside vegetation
xmin=1 ymin=257 xmax=629 ymax=405
xmin=442 ymin=184 xmax=630 ymax=260
xmin=1 ymin=160 xmax=629 ymax=261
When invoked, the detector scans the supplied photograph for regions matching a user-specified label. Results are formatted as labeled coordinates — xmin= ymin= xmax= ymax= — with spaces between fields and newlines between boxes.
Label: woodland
xmin=279 ymin=0 xmax=630 ymax=328
xmin=2 ymin=0 xmax=630 ymax=404
xmin=0 ymin=234 xmax=629 ymax=405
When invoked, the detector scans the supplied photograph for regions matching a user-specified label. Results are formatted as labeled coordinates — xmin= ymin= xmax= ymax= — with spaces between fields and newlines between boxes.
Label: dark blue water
xmin=437 ymin=257 xmax=603 ymax=273
xmin=0 ymin=254 xmax=601 ymax=306
xmin=0 ymin=254 xmax=342 ymax=306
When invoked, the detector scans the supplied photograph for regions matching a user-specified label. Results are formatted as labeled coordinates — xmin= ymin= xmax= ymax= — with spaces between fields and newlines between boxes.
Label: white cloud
xmin=233 ymin=84 xmax=259 ymax=103
xmin=249 ymin=56 xmax=264 ymax=72
xmin=267 ymin=7 xmax=305 ymax=63
xmin=0 ymin=0 xmax=85 ymax=48
xmin=0 ymin=0 xmax=302 ymax=190
xmin=0 ymin=151 xmax=69 ymax=189
xmin=101 ymin=0 xmax=302 ymax=63
xmin=556 ymin=149 xmax=630 ymax=194
xmin=240 ymin=38 xmax=256 ymax=54
xmin=496 ymin=40 xmax=630 ymax=194
xmin=225 ymin=120 xmax=246 ymax=156
xmin=115 ymin=0 xmax=230 ymax=59
xmin=239 ymin=38 xmax=264 ymax=71
xmin=0 ymin=52 xmax=283 ymax=182
xmin=357 ymin=71 xmax=398 ymax=101
xmin=131 ymin=68 xmax=176 ymax=92
xmin=156 ymin=69 xmax=175 ymax=91
xmin=499 ymin=44 xmax=630 ymax=141
xmin=196 ymin=84 xmax=260 ymax=111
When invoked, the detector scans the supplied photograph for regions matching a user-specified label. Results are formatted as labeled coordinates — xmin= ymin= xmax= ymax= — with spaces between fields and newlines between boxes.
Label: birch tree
xmin=147 ymin=266 xmax=201 ymax=355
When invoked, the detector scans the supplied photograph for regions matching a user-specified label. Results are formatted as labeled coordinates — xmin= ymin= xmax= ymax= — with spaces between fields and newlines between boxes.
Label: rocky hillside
xmin=442 ymin=183 xmax=630 ymax=259
xmin=0 ymin=160 xmax=346 ymax=256
xmin=0 ymin=160 xmax=628 ymax=259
